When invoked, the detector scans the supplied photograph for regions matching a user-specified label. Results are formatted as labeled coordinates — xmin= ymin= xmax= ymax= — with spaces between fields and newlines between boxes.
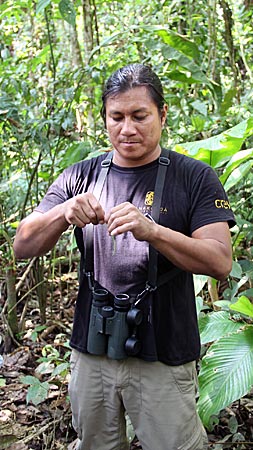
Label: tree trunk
xmin=207 ymin=0 xmax=219 ymax=83
xmin=6 ymin=267 xmax=19 ymax=335
xmin=70 ymin=22 xmax=83 ymax=68
xmin=219 ymin=0 xmax=238 ymax=88
xmin=34 ymin=258 xmax=47 ymax=324
xmin=81 ymin=0 xmax=99 ymax=132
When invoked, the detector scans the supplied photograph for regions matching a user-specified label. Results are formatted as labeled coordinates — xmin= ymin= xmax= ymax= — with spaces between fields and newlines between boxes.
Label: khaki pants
xmin=68 ymin=351 xmax=208 ymax=450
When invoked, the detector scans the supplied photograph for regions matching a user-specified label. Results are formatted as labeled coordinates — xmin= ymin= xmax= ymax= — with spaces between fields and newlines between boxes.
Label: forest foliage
xmin=1 ymin=0 xmax=253 ymax=433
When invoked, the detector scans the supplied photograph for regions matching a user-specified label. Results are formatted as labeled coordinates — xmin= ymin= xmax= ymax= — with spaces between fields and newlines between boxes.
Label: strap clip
xmin=134 ymin=281 xmax=157 ymax=306
xmin=101 ymin=158 xmax=112 ymax=167
xmin=85 ymin=271 xmax=94 ymax=291
xmin=158 ymin=155 xmax=170 ymax=166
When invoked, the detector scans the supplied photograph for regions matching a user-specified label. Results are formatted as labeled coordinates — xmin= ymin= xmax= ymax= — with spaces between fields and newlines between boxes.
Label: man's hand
xmin=105 ymin=202 xmax=154 ymax=241
xmin=14 ymin=193 xmax=105 ymax=259
xmin=64 ymin=193 xmax=105 ymax=228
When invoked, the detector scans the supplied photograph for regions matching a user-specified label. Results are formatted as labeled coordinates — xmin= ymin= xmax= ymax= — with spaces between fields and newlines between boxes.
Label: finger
xmin=87 ymin=198 xmax=105 ymax=224
xmin=105 ymin=202 xmax=133 ymax=226
xmin=65 ymin=207 xmax=91 ymax=227
xmin=64 ymin=194 xmax=105 ymax=227
xmin=75 ymin=193 xmax=105 ymax=224
xmin=110 ymin=221 xmax=135 ymax=236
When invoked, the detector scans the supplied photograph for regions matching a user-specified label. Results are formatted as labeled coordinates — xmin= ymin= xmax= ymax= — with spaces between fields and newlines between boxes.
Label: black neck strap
xmin=84 ymin=149 xmax=178 ymax=291
xmin=147 ymin=151 xmax=170 ymax=288
xmin=84 ymin=152 xmax=113 ymax=284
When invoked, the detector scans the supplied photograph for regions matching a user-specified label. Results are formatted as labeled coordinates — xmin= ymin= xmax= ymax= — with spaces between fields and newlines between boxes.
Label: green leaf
xmin=213 ymin=300 xmax=232 ymax=310
xmin=220 ymin=88 xmax=237 ymax=116
xmin=36 ymin=0 xmax=52 ymax=15
xmin=191 ymin=115 xmax=206 ymax=132
xmin=195 ymin=296 xmax=204 ymax=318
xmin=26 ymin=380 xmax=50 ymax=405
xmin=194 ymin=274 xmax=208 ymax=296
xmin=191 ymin=100 xmax=207 ymax=117
xmin=30 ymin=46 xmax=51 ymax=71
xmin=228 ymin=415 xmax=238 ymax=434
xmin=162 ymin=48 xmax=215 ymax=92
xmin=0 ymin=377 xmax=6 ymax=387
xmin=155 ymin=28 xmax=200 ymax=61
xmin=51 ymin=362 xmax=69 ymax=377
xmin=59 ymin=0 xmax=76 ymax=26
xmin=198 ymin=311 xmax=242 ymax=345
xmin=230 ymin=261 xmax=243 ymax=279
xmin=20 ymin=375 xmax=40 ymax=386
xmin=59 ymin=142 xmax=92 ymax=171
xmin=219 ymin=148 xmax=253 ymax=185
xmin=36 ymin=361 xmax=54 ymax=375
xmin=223 ymin=160 xmax=253 ymax=192
xmin=174 ymin=118 xmax=253 ymax=168
xmin=230 ymin=296 xmax=253 ymax=319
xmin=199 ymin=311 xmax=243 ymax=345
xmin=239 ymin=260 xmax=253 ymax=275
xmin=198 ymin=326 xmax=253 ymax=428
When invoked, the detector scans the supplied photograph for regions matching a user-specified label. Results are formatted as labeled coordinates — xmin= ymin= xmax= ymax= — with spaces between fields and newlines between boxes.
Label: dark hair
xmin=101 ymin=63 xmax=166 ymax=125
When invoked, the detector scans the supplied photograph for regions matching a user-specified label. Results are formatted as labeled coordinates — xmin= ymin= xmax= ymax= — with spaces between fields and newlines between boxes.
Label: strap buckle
xmin=101 ymin=158 xmax=112 ymax=167
xmin=134 ymin=281 xmax=157 ymax=306
xmin=85 ymin=271 xmax=94 ymax=291
xmin=145 ymin=281 xmax=157 ymax=292
xmin=158 ymin=156 xmax=170 ymax=166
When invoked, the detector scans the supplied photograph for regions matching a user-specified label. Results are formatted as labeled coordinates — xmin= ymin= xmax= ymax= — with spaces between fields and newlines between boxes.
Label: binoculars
xmin=87 ymin=288 xmax=143 ymax=360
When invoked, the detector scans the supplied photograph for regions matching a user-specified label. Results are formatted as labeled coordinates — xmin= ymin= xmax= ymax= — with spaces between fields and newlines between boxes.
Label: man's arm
xmin=148 ymin=221 xmax=232 ymax=281
xmin=13 ymin=193 xmax=105 ymax=259
xmin=106 ymin=202 xmax=233 ymax=281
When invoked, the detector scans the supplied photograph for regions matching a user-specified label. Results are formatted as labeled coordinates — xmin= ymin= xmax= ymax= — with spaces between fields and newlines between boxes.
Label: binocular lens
xmin=125 ymin=336 xmax=142 ymax=356
xmin=93 ymin=288 xmax=109 ymax=307
xmin=114 ymin=293 xmax=130 ymax=307
xmin=102 ymin=306 xmax=114 ymax=318
xmin=127 ymin=308 xmax=143 ymax=326
xmin=94 ymin=288 xmax=109 ymax=300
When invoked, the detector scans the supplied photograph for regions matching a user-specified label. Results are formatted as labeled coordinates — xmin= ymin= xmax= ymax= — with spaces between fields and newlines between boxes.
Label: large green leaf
xmin=36 ymin=0 xmax=52 ymax=15
xmin=198 ymin=326 xmax=253 ymax=428
xmin=198 ymin=311 xmax=242 ymax=345
xmin=194 ymin=274 xmax=208 ymax=296
xmin=153 ymin=28 xmax=200 ymax=61
xmin=223 ymin=160 xmax=253 ymax=192
xmin=59 ymin=0 xmax=76 ymax=26
xmin=219 ymin=148 xmax=253 ymax=185
xmin=230 ymin=296 xmax=253 ymax=319
xmin=219 ymin=87 xmax=237 ymax=116
xmin=162 ymin=46 xmax=217 ymax=93
xmin=174 ymin=118 xmax=253 ymax=168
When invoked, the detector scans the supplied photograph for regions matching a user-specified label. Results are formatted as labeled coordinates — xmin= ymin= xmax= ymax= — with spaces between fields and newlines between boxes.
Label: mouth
xmin=120 ymin=141 xmax=140 ymax=145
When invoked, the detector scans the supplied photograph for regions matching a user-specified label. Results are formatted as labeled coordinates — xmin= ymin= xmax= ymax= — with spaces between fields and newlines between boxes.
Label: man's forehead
xmin=106 ymin=87 xmax=154 ymax=110
xmin=108 ymin=106 xmax=149 ymax=114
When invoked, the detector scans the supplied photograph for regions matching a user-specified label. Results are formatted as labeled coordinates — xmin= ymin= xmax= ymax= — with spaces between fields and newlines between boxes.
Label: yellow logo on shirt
xmin=215 ymin=199 xmax=231 ymax=209
xmin=145 ymin=191 xmax=154 ymax=206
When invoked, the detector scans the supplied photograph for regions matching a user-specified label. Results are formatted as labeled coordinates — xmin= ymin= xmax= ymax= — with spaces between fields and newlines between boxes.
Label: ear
xmin=161 ymin=104 xmax=168 ymax=127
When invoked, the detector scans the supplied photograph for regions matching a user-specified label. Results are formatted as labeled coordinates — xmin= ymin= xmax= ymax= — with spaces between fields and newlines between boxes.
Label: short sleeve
xmin=189 ymin=165 xmax=236 ymax=233
xmin=35 ymin=159 xmax=92 ymax=213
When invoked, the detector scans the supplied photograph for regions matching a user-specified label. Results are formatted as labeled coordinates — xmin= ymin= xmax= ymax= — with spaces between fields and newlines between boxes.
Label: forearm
xmin=14 ymin=192 xmax=106 ymax=259
xmin=13 ymin=206 xmax=69 ymax=259
xmin=148 ymin=222 xmax=232 ymax=280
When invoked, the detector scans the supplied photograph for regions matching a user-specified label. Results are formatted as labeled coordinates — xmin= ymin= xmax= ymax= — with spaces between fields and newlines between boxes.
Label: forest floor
xmin=0 ymin=269 xmax=253 ymax=450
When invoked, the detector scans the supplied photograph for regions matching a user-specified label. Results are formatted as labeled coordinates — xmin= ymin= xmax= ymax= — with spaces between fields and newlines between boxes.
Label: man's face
xmin=105 ymin=86 xmax=167 ymax=167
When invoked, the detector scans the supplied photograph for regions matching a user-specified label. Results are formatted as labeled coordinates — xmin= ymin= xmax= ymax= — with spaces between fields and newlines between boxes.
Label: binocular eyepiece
xmin=87 ymin=289 xmax=142 ymax=360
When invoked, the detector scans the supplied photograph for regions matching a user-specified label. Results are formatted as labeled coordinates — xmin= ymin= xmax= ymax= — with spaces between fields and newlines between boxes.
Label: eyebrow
xmin=109 ymin=108 xmax=149 ymax=115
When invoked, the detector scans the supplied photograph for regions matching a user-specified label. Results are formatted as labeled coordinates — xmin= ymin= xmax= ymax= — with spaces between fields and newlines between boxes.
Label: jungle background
xmin=0 ymin=0 xmax=253 ymax=449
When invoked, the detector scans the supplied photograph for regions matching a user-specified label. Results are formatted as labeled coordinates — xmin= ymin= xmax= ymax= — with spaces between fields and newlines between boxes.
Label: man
xmin=14 ymin=64 xmax=235 ymax=450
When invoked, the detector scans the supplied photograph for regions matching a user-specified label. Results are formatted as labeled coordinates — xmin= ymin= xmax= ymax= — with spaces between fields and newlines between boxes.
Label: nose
xmin=120 ymin=117 xmax=136 ymax=136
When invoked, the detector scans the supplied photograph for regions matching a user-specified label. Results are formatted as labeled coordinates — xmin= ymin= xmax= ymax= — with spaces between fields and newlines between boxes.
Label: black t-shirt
xmin=36 ymin=150 xmax=235 ymax=365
